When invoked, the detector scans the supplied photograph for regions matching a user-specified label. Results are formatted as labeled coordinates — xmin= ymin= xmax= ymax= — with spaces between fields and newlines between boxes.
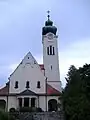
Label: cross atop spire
xmin=47 ymin=10 xmax=50 ymax=20
xmin=42 ymin=11 xmax=57 ymax=35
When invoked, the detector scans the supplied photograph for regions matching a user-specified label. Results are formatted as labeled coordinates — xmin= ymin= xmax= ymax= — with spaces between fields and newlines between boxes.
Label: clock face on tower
xmin=47 ymin=33 xmax=53 ymax=40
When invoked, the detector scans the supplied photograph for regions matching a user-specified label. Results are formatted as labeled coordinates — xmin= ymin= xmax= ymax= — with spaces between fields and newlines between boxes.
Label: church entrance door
xmin=48 ymin=99 xmax=57 ymax=111
xmin=24 ymin=98 xmax=29 ymax=107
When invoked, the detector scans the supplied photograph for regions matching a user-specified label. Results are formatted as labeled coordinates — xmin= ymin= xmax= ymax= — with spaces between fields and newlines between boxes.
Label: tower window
xmin=47 ymin=47 xmax=49 ymax=55
xmin=51 ymin=65 xmax=52 ymax=70
xmin=26 ymin=81 xmax=29 ymax=88
xmin=53 ymin=47 xmax=55 ymax=55
xmin=37 ymin=81 xmax=40 ymax=88
xmin=15 ymin=81 xmax=18 ymax=89
xmin=50 ymin=45 xmax=52 ymax=55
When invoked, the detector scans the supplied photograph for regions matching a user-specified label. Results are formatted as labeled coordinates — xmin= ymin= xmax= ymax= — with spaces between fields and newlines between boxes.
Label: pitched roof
xmin=0 ymin=81 xmax=61 ymax=96
xmin=0 ymin=82 xmax=9 ymax=95
xmin=39 ymin=64 xmax=45 ymax=70
xmin=10 ymin=52 xmax=39 ymax=77
xmin=18 ymin=89 xmax=37 ymax=96
xmin=47 ymin=84 xmax=61 ymax=95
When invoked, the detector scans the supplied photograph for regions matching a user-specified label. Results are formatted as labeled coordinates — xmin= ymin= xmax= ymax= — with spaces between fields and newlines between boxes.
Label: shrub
xmin=36 ymin=107 xmax=43 ymax=112
xmin=19 ymin=107 xmax=43 ymax=112
xmin=19 ymin=107 xmax=32 ymax=112
xmin=32 ymin=107 xmax=37 ymax=112
xmin=0 ymin=110 xmax=15 ymax=120
xmin=9 ymin=108 xmax=16 ymax=112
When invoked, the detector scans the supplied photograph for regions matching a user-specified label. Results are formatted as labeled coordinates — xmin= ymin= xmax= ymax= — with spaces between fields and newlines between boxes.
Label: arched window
xmin=37 ymin=81 xmax=40 ymax=88
xmin=15 ymin=81 xmax=18 ymax=89
xmin=26 ymin=81 xmax=29 ymax=88
xmin=0 ymin=100 xmax=6 ymax=110
xmin=48 ymin=99 xmax=57 ymax=111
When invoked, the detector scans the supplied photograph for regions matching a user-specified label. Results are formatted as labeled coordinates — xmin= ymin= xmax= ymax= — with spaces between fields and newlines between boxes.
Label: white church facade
xmin=0 ymin=14 xmax=62 ymax=112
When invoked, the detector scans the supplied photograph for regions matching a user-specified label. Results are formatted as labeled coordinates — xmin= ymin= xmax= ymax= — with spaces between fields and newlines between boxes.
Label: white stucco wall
xmin=8 ymin=96 xmax=17 ymax=111
xmin=39 ymin=96 xmax=46 ymax=111
xmin=0 ymin=96 xmax=7 ymax=102
xmin=9 ymin=52 xmax=46 ymax=94
xmin=39 ymin=96 xmax=60 ymax=111
xmin=42 ymin=33 xmax=62 ymax=92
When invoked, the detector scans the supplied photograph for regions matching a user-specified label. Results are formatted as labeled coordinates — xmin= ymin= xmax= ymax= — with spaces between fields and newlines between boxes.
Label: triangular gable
xmin=22 ymin=52 xmax=38 ymax=65
xmin=19 ymin=89 xmax=37 ymax=96
xmin=10 ymin=52 xmax=44 ymax=77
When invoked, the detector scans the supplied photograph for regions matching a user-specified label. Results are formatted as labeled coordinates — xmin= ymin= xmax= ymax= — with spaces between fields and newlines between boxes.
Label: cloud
xmin=9 ymin=63 xmax=19 ymax=73
xmin=60 ymin=37 xmax=90 ymax=87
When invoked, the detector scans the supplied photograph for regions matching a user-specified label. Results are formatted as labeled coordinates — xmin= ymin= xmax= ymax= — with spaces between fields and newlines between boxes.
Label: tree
xmin=0 ymin=110 xmax=15 ymax=120
xmin=62 ymin=64 xmax=90 ymax=120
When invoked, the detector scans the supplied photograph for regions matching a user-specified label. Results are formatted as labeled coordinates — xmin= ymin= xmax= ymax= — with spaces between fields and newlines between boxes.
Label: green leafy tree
xmin=63 ymin=64 xmax=90 ymax=120
xmin=0 ymin=110 xmax=15 ymax=120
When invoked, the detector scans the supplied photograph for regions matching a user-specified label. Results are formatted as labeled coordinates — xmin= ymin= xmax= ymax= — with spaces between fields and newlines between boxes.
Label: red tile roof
xmin=0 ymin=82 xmax=61 ymax=96
xmin=47 ymin=84 xmax=61 ymax=95
xmin=39 ymin=64 xmax=45 ymax=70
xmin=0 ymin=83 xmax=9 ymax=95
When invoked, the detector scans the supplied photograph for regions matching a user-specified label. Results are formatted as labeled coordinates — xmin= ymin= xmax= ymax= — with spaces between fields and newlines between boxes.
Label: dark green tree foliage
xmin=0 ymin=110 xmax=15 ymax=120
xmin=63 ymin=64 xmax=90 ymax=120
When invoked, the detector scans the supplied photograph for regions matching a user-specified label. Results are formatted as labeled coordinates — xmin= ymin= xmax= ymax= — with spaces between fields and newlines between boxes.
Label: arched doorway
xmin=48 ymin=99 xmax=57 ymax=111
xmin=0 ymin=100 xmax=6 ymax=111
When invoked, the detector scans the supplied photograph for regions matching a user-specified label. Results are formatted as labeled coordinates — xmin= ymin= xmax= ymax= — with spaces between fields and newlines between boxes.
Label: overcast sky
xmin=0 ymin=0 xmax=90 ymax=88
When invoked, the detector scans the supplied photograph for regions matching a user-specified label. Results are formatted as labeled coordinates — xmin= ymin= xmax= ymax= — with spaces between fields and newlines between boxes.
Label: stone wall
xmin=33 ymin=112 xmax=64 ymax=120
xmin=17 ymin=112 xmax=64 ymax=120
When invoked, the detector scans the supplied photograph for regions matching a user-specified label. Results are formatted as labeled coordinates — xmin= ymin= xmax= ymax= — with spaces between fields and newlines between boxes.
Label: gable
xmin=10 ymin=52 xmax=43 ymax=77
xmin=9 ymin=52 xmax=46 ymax=94
xmin=19 ymin=89 xmax=37 ymax=96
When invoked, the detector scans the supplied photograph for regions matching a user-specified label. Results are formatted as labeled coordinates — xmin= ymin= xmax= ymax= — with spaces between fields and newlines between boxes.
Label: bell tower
xmin=42 ymin=11 xmax=62 ymax=92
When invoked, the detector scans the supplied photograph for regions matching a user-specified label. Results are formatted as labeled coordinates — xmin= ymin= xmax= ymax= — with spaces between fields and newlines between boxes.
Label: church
xmin=0 ymin=13 xmax=62 ymax=112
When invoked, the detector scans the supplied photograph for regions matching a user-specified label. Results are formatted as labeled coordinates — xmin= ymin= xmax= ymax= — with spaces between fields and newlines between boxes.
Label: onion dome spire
xmin=42 ymin=11 xmax=57 ymax=35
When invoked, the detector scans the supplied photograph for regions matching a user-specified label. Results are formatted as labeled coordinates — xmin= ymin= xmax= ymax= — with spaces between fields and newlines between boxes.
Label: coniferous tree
xmin=63 ymin=64 xmax=90 ymax=120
